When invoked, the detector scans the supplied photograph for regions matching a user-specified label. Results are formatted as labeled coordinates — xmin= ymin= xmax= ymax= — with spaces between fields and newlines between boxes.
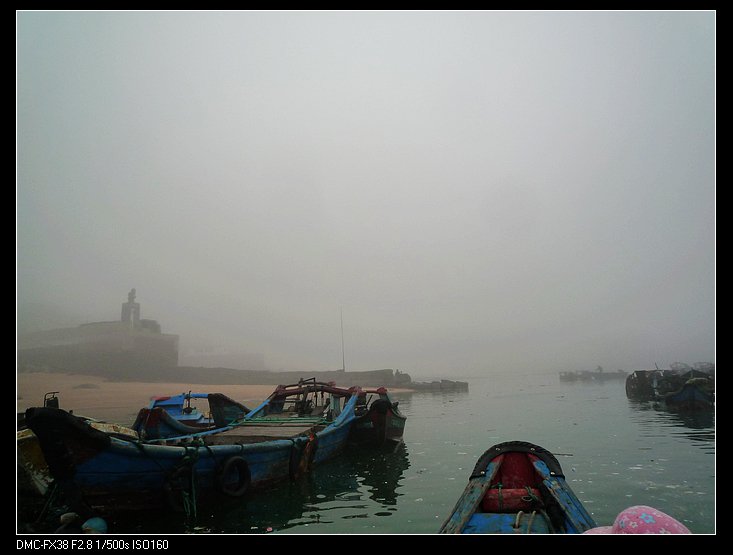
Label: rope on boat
xmin=524 ymin=485 xmax=541 ymax=505
xmin=201 ymin=441 xmax=218 ymax=467
xmin=184 ymin=474 xmax=197 ymax=521
xmin=131 ymin=439 xmax=167 ymax=472
xmin=163 ymin=445 xmax=200 ymax=521
xmin=33 ymin=481 xmax=60 ymax=526
xmin=539 ymin=509 xmax=557 ymax=533
xmin=180 ymin=446 xmax=199 ymax=521
xmin=513 ymin=510 xmax=538 ymax=533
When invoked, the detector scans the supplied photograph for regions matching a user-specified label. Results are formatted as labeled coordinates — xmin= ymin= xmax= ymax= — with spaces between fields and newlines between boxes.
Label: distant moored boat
xmin=559 ymin=367 xmax=628 ymax=382
xmin=625 ymin=365 xmax=714 ymax=411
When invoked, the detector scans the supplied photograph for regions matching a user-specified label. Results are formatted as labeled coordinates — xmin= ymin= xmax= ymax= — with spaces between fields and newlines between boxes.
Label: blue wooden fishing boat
xmin=131 ymin=391 xmax=250 ymax=440
xmin=662 ymin=378 xmax=714 ymax=411
xmin=24 ymin=380 xmax=361 ymax=514
xmin=439 ymin=441 xmax=596 ymax=534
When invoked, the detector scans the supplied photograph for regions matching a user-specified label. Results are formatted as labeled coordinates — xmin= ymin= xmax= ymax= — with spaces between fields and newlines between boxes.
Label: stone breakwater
xmin=407 ymin=379 xmax=469 ymax=392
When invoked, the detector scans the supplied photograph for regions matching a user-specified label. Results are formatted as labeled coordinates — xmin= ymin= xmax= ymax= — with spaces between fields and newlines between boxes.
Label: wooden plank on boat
xmin=203 ymin=424 xmax=316 ymax=445
xmin=439 ymin=457 xmax=503 ymax=533
xmin=530 ymin=458 xmax=594 ymax=532
xmin=240 ymin=417 xmax=325 ymax=426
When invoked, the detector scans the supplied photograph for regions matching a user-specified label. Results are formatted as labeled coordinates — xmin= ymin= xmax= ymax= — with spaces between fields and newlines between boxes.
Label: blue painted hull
xmin=75 ymin=437 xmax=293 ymax=494
xmin=439 ymin=441 xmax=596 ymax=534
xmin=25 ymin=393 xmax=359 ymax=512
xmin=132 ymin=392 xmax=251 ymax=439
xmin=664 ymin=382 xmax=714 ymax=411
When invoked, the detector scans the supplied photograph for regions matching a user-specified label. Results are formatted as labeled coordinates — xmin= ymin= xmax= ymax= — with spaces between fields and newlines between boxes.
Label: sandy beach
xmin=17 ymin=372 xmax=280 ymax=425
xmin=17 ymin=371 xmax=413 ymax=426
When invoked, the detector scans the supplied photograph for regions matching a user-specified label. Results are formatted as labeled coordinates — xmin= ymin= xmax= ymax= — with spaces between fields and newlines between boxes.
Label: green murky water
xmin=101 ymin=372 xmax=715 ymax=534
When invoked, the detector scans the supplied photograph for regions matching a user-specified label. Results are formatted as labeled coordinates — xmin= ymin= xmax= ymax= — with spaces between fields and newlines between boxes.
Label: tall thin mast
xmin=340 ymin=308 xmax=346 ymax=372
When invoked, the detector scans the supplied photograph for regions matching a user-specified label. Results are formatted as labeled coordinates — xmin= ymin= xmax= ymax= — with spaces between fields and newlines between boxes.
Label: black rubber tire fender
xmin=216 ymin=456 xmax=251 ymax=497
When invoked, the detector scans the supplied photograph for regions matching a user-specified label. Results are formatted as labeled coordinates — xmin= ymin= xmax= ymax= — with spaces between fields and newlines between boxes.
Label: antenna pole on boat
xmin=340 ymin=308 xmax=346 ymax=372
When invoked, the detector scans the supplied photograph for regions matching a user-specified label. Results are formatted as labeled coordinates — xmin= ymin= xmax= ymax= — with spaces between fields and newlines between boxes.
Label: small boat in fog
xmin=439 ymin=441 xmax=596 ymax=534
xmin=626 ymin=369 xmax=667 ymax=399
xmin=559 ymin=366 xmax=628 ymax=383
xmin=350 ymin=387 xmax=407 ymax=450
xmin=131 ymin=391 xmax=250 ymax=440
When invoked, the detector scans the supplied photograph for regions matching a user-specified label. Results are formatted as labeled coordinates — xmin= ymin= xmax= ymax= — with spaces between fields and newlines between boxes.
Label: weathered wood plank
xmin=203 ymin=425 xmax=316 ymax=445
xmin=439 ymin=456 xmax=503 ymax=533
xmin=531 ymin=458 xmax=595 ymax=532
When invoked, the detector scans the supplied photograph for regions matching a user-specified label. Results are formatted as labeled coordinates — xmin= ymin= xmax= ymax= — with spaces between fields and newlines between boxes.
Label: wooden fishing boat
xmin=560 ymin=368 xmax=627 ymax=383
xmin=350 ymin=387 xmax=407 ymax=450
xmin=23 ymin=380 xmax=362 ymax=514
xmin=626 ymin=368 xmax=714 ymax=410
xmin=439 ymin=441 xmax=596 ymax=534
xmin=662 ymin=378 xmax=714 ymax=411
xmin=131 ymin=392 xmax=250 ymax=440
xmin=17 ymin=392 xmax=140 ymax=498
xmin=18 ymin=418 xmax=140 ymax=499
xmin=625 ymin=369 xmax=664 ymax=400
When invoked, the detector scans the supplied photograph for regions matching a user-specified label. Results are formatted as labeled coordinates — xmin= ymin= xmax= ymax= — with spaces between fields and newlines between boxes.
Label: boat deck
xmin=203 ymin=422 xmax=321 ymax=445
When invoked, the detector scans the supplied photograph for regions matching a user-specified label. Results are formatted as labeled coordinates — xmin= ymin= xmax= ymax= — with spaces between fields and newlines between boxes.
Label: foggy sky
xmin=17 ymin=11 xmax=715 ymax=377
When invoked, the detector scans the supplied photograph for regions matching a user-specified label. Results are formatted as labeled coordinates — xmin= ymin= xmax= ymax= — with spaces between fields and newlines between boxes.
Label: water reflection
xmin=111 ymin=443 xmax=411 ymax=534
xmin=397 ymin=389 xmax=471 ymax=399
xmin=393 ymin=389 xmax=470 ymax=412
xmin=236 ymin=444 xmax=410 ymax=532
xmin=349 ymin=442 xmax=410 ymax=506
xmin=626 ymin=399 xmax=715 ymax=450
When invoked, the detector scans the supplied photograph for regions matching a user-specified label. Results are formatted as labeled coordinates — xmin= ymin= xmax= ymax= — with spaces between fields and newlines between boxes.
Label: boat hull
xmin=350 ymin=389 xmax=407 ymax=450
xmin=350 ymin=402 xmax=406 ymax=450
xmin=24 ymin=395 xmax=358 ymax=513
xmin=626 ymin=370 xmax=714 ymax=410
xmin=663 ymin=382 xmax=714 ymax=411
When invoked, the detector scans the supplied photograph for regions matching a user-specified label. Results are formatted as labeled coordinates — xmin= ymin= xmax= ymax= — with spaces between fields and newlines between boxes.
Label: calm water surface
xmin=111 ymin=371 xmax=715 ymax=534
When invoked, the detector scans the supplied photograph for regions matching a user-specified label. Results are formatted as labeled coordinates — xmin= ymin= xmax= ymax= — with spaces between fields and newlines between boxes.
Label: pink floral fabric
xmin=583 ymin=505 xmax=691 ymax=534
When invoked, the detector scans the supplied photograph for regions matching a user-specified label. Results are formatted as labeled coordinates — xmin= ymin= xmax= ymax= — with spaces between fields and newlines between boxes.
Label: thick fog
xmin=17 ymin=11 xmax=715 ymax=377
